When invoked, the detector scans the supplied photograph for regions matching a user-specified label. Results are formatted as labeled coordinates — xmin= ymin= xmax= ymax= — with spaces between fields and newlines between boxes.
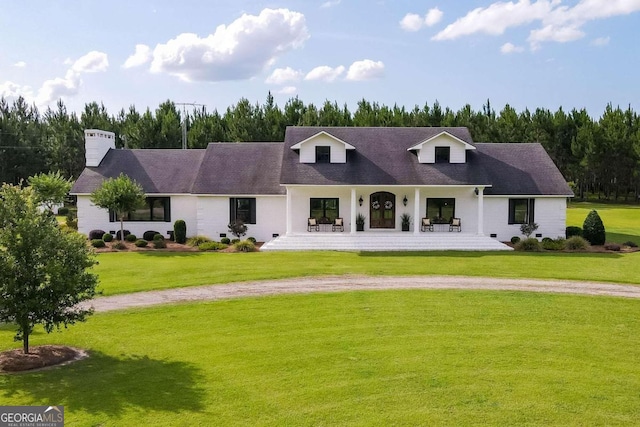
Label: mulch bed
xmin=0 ymin=345 xmax=87 ymax=373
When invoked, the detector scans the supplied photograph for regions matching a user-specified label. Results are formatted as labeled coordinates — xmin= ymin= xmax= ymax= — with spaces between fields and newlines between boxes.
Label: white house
xmin=71 ymin=127 xmax=573 ymax=250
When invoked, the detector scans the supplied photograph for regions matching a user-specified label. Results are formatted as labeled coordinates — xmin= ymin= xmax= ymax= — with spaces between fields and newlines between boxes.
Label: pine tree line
xmin=1 ymin=94 xmax=639 ymax=200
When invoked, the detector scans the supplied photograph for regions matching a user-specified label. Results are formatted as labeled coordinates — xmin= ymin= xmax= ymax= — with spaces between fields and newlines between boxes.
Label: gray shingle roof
xmin=71 ymin=127 xmax=572 ymax=197
xmin=280 ymin=126 xmax=572 ymax=196
xmin=475 ymin=143 xmax=573 ymax=196
xmin=71 ymin=149 xmax=206 ymax=194
xmin=192 ymin=143 xmax=284 ymax=195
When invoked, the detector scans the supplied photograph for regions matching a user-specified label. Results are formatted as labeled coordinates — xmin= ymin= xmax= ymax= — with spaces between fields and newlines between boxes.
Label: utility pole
xmin=176 ymin=102 xmax=205 ymax=149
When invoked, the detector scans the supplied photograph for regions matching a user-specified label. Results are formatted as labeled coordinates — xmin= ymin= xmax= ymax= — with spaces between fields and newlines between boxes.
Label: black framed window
xmin=230 ymin=198 xmax=256 ymax=224
xmin=110 ymin=197 xmax=171 ymax=222
xmin=435 ymin=146 xmax=450 ymax=163
xmin=310 ymin=198 xmax=339 ymax=223
xmin=316 ymin=146 xmax=331 ymax=163
xmin=508 ymin=199 xmax=535 ymax=224
xmin=427 ymin=198 xmax=455 ymax=223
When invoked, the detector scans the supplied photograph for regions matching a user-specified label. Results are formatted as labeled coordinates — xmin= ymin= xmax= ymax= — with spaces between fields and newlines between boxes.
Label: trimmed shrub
xmin=57 ymin=206 xmax=69 ymax=215
xmin=91 ymin=239 xmax=105 ymax=248
xmin=510 ymin=236 xmax=521 ymax=244
xmin=116 ymin=229 xmax=131 ymax=240
xmin=186 ymin=235 xmax=211 ymax=247
xmin=604 ymin=243 xmax=621 ymax=251
xmin=542 ymin=238 xmax=565 ymax=251
xmin=198 ymin=241 xmax=228 ymax=251
xmin=541 ymin=237 xmax=553 ymax=243
xmin=514 ymin=237 xmax=542 ymax=252
xmin=153 ymin=233 xmax=164 ymax=241
xmin=566 ymin=226 xmax=582 ymax=238
xmin=228 ymin=220 xmax=248 ymax=238
xmin=582 ymin=210 xmax=605 ymax=245
xmin=125 ymin=234 xmax=138 ymax=242
xmin=153 ymin=239 xmax=167 ymax=249
xmin=89 ymin=229 xmax=106 ymax=240
xmin=134 ymin=239 xmax=148 ymax=247
xmin=221 ymin=237 xmax=231 ymax=245
xmin=113 ymin=241 xmax=126 ymax=250
xmin=565 ymin=236 xmax=590 ymax=251
xmin=231 ymin=238 xmax=240 ymax=244
xmin=143 ymin=230 xmax=160 ymax=241
xmin=247 ymin=236 xmax=257 ymax=244
xmin=234 ymin=240 xmax=256 ymax=252
xmin=103 ymin=233 xmax=113 ymax=242
xmin=623 ymin=241 xmax=638 ymax=248
xmin=174 ymin=220 xmax=187 ymax=244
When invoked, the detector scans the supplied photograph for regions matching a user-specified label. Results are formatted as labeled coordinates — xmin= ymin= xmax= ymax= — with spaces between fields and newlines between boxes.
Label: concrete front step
xmin=260 ymin=232 xmax=512 ymax=251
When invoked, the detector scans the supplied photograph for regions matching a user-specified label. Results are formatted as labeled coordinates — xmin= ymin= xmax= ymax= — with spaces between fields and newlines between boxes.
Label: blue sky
xmin=1 ymin=0 xmax=639 ymax=117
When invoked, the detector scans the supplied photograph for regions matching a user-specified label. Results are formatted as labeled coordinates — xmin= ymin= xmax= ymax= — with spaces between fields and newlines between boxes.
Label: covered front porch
xmin=284 ymin=185 xmax=489 ymax=235
xmin=261 ymin=231 xmax=511 ymax=251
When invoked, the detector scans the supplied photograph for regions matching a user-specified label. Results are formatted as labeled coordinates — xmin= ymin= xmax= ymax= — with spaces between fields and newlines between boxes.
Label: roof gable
xmin=407 ymin=131 xmax=476 ymax=151
xmin=290 ymin=131 xmax=356 ymax=150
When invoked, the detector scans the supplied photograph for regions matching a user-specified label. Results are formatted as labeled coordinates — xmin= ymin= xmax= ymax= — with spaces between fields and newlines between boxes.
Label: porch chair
xmin=307 ymin=217 xmax=319 ymax=232
xmin=420 ymin=217 xmax=434 ymax=232
xmin=449 ymin=218 xmax=461 ymax=232
xmin=332 ymin=217 xmax=344 ymax=232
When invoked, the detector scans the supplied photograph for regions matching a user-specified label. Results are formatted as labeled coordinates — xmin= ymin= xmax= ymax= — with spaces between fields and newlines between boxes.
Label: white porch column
xmin=476 ymin=186 xmax=485 ymax=235
xmin=350 ymin=188 xmax=357 ymax=234
xmin=286 ymin=187 xmax=292 ymax=236
xmin=413 ymin=187 xmax=421 ymax=235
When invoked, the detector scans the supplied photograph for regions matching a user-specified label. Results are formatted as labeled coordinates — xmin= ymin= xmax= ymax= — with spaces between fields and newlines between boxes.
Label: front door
xmin=370 ymin=192 xmax=395 ymax=229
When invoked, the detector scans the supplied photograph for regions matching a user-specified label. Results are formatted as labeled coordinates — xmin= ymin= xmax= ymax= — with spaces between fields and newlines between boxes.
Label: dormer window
xmin=316 ymin=146 xmax=331 ymax=163
xmin=435 ymin=147 xmax=450 ymax=163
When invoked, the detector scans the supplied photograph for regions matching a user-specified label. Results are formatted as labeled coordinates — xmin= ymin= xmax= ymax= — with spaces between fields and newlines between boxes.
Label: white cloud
xmin=265 ymin=67 xmax=303 ymax=84
xmin=71 ymin=51 xmax=109 ymax=73
xmin=400 ymin=8 xmax=443 ymax=31
xmin=345 ymin=59 xmax=385 ymax=81
xmin=123 ymin=44 xmax=152 ymax=68
xmin=432 ymin=0 xmax=640 ymax=50
xmin=305 ymin=65 xmax=345 ymax=82
xmin=0 ymin=81 xmax=33 ymax=99
xmin=500 ymin=42 xmax=525 ymax=53
xmin=149 ymin=8 xmax=309 ymax=82
xmin=13 ymin=61 xmax=26 ymax=68
xmin=321 ymin=0 xmax=341 ymax=8
xmin=277 ymin=86 xmax=298 ymax=95
xmin=425 ymin=8 xmax=444 ymax=27
xmin=400 ymin=13 xmax=424 ymax=31
xmin=591 ymin=36 xmax=610 ymax=46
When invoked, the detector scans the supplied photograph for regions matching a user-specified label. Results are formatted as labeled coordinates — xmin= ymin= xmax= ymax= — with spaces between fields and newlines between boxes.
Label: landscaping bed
xmin=0 ymin=345 xmax=87 ymax=373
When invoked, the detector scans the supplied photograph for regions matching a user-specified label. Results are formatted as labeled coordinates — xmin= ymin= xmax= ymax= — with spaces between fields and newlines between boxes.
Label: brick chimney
xmin=85 ymin=129 xmax=115 ymax=167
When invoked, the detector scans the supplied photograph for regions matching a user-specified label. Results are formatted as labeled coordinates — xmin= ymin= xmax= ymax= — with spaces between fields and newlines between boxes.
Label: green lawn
xmin=2 ymin=291 xmax=639 ymax=426
xmin=94 ymin=250 xmax=640 ymax=295
xmin=567 ymin=201 xmax=640 ymax=244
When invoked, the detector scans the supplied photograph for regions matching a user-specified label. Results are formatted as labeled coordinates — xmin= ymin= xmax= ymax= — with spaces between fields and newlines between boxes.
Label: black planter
xmin=356 ymin=223 xmax=365 ymax=232
xmin=402 ymin=224 xmax=410 ymax=232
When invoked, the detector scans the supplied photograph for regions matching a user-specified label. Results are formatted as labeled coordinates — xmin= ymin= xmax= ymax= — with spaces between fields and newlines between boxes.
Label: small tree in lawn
xmin=228 ymin=219 xmax=248 ymax=239
xmin=583 ymin=209 xmax=606 ymax=245
xmin=90 ymin=174 xmax=145 ymax=241
xmin=520 ymin=222 xmax=539 ymax=238
xmin=0 ymin=183 xmax=98 ymax=354
xmin=28 ymin=171 xmax=72 ymax=213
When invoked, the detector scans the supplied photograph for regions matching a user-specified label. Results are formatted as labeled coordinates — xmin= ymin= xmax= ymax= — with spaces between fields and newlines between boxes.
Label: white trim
xmin=483 ymin=194 xmax=571 ymax=198
xmin=281 ymin=184 xmax=493 ymax=189
xmin=290 ymin=131 xmax=356 ymax=150
xmin=407 ymin=131 xmax=476 ymax=151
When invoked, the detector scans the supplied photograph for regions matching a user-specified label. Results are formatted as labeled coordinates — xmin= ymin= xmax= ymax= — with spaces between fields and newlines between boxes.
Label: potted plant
xmin=401 ymin=213 xmax=411 ymax=232
xmin=356 ymin=213 xmax=366 ymax=232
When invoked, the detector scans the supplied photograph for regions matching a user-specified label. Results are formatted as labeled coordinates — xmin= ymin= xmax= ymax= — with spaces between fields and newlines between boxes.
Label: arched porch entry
xmin=370 ymin=191 xmax=395 ymax=229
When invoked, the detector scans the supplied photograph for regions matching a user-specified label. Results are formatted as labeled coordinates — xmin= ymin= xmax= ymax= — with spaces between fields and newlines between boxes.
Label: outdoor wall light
xmin=359 ymin=196 xmax=363 ymax=206
xmin=474 ymin=187 xmax=479 ymax=195
xmin=403 ymin=195 xmax=408 ymax=206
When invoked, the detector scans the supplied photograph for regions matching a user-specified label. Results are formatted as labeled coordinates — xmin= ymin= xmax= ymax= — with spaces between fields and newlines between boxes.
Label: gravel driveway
xmin=81 ymin=275 xmax=640 ymax=313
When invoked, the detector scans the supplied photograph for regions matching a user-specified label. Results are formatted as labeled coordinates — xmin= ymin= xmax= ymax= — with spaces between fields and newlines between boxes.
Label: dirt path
xmin=81 ymin=275 xmax=640 ymax=313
